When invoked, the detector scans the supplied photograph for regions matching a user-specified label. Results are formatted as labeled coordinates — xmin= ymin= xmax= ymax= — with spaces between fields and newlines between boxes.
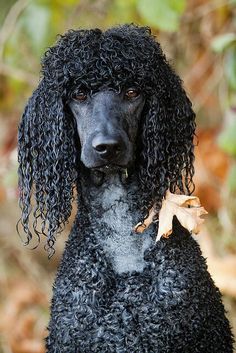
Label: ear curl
xmin=17 ymin=79 xmax=78 ymax=256
xmin=139 ymin=71 xmax=196 ymax=216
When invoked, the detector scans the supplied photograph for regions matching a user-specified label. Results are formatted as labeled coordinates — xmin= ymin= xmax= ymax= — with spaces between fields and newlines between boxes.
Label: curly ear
xmin=139 ymin=70 xmax=196 ymax=213
xmin=18 ymin=79 xmax=77 ymax=256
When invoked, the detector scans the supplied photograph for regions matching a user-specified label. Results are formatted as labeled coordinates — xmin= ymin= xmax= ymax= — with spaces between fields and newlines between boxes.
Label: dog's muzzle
xmin=81 ymin=130 xmax=132 ymax=170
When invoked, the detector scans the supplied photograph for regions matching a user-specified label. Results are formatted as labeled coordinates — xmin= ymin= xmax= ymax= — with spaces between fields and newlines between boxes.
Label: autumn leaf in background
xmin=212 ymin=32 xmax=236 ymax=194
xmin=134 ymin=191 xmax=208 ymax=240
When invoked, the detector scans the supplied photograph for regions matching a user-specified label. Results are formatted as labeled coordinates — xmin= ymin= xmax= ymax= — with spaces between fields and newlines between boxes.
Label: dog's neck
xmin=79 ymin=169 xmax=154 ymax=274
xmin=80 ymin=167 xmax=143 ymax=220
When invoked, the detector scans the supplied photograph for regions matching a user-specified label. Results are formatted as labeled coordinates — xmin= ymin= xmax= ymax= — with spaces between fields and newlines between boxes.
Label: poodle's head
xmin=18 ymin=24 xmax=195 ymax=255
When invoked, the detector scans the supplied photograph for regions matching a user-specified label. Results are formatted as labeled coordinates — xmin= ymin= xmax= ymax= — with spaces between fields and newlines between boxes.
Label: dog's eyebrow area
xmin=17 ymin=24 xmax=233 ymax=353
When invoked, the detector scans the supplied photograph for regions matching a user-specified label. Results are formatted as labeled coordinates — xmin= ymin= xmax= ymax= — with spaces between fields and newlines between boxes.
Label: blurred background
xmin=0 ymin=0 xmax=236 ymax=352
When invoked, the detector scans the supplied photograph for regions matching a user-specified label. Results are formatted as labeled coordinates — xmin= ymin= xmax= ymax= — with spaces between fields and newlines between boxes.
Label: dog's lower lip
xmin=92 ymin=164 xmax=126 ymax=170
xmin=91 ymin=164 xmax=128 ymax=176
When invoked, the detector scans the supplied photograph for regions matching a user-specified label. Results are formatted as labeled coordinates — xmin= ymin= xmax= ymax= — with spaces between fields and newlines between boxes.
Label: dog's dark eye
xmin=74 ymin=91 xmax=87 ymax=102
xmin=125 ymin=88 xmax=140 ymax=99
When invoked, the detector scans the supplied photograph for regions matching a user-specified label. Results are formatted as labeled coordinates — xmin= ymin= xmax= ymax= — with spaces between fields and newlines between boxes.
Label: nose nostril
xmin=95 ymin=144 xmax=107 ymax=153
xmin=92 ymin=136 xmax=123 ymax=159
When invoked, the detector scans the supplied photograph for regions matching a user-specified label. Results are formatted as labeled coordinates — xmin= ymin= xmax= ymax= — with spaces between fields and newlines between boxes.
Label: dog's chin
xmin=93 ymin=164 xmax=127 ymax=173
xmin=82 ymin=162 xmax=130 ymax=186
xmin=81 ymin=156 xmax=131 ymax=171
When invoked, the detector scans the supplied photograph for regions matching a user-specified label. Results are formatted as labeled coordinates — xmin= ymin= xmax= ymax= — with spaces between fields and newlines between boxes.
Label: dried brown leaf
xmin=134 ymin=191 xmax=207 ymax=241
xmin=157 ymin=191 xmax=208 ymax=240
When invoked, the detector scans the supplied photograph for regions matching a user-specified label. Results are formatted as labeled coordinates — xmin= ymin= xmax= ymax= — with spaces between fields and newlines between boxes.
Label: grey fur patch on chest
xmin=88 ymin=176 xmax=153 ymax=274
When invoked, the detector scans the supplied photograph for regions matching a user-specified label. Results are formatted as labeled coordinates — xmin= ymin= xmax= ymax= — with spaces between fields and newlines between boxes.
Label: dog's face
xmin=69 ymin=87 xmax=145 ymax=170
xmin=18 ymin=25 xmax=196 ymax=254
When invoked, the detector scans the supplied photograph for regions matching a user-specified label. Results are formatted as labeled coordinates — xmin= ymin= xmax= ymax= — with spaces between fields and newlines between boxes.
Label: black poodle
xmin=18 ymin=24 xmax=233 ymax=353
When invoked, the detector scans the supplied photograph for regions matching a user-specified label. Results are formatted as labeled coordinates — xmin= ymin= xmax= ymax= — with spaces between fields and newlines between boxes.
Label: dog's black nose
xmin=92 ymin=135 xmax=122 ymax=159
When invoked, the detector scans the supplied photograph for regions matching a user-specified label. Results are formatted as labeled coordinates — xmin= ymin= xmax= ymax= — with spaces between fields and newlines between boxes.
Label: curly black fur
xmin=18 ymin=24 xmax=233 ymax=352
xmin=18 ymin=25 xmax=195 ymax=254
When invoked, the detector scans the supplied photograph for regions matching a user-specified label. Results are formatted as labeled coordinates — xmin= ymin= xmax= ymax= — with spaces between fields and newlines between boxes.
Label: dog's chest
xmin=89 ymin=180 xmax=153 ymax=274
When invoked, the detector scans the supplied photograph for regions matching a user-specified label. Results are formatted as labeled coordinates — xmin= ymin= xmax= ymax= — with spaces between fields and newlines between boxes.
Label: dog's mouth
xmin=90 ymin=164 xmax=129 ymax=186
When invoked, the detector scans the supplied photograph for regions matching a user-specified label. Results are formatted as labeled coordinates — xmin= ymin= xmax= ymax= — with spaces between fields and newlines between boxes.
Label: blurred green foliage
xmin=137 ymin=0 xmax=186 ymax=32
xmin=218 ymin=120 xmax=236 ymax=157
xmin=2 ymin=0 xmax=186 ymax=66
xmin=212 ymin=33 xmax=236 ymax=90
xmin=212 ymin=33 xmax=236 ymax=192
